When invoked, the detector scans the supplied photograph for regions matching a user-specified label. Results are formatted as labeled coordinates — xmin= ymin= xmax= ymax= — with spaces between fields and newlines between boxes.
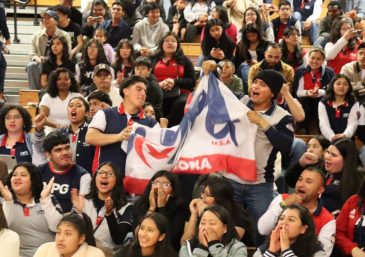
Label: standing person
xmin=325 ymin=18 xmax=360 ymax=74
xmin=0 ymin=202 xmax=20 ymax=257
xmin=71 ymin=162 xmax=134 ymax=256
xmin=0 ymin=0 xmax=10 ymax=101
xmin=114 ymin=213 xmax=178 ymax=257
xmin=223 ymin=69 xmax=294 ymax=245
xmin=99 ymin=1 xmax=132 ymax=49
xmin=255 ymin=204 xmax=325 ymax=257
xmin=318 ymin=74 xmax=360 ymax=142
xmin=33 ymin=213 xmax=105 ymax=257
xmin=86 ymin=76 xmax=158 ymax=176
xmin=180 ymin=205 xmax=247 ymax=257
xmin=132 ymin=3 xmax=169 ymax=57
xmin=27 ymin=9 xmax=71 ymax=90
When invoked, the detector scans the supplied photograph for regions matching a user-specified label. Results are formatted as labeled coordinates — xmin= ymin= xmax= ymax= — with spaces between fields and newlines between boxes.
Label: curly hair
xmin=46 ymin=35 xmax=70 ymax=65
xmin=46 ymin=67 xmax=80 ymax=98
xmin=6 ymin=162 xmax=43 ymax=201
xmin=154 ymin=32 xmax=186 ymax=65
xmin=0 ymin=104 xmax=33 ymax=134
xmin=85 ymin=162 xmax=128 ymax=210
xmin=325 ymin=74 xmax=354 ymax=102
xmin=266 ymin=204 xmax=322 ymax=257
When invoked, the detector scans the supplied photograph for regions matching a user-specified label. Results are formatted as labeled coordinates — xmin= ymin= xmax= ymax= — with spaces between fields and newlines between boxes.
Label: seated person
xmin=218 ymin=59 xmax=244 ymax=96
xmin=133 ymin=56 xmax=163 ymax=120
xmin=258 ymin=167 xmax=336 ymax=257
xmin=132 ymin=3 xmax=169 ymax=57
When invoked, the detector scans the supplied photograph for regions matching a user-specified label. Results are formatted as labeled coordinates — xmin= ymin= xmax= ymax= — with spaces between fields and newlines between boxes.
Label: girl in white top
xmin=39 ymin=67 xmax=83 ymax=133
xmin=33 ymin=213 xmax=105 ymax=257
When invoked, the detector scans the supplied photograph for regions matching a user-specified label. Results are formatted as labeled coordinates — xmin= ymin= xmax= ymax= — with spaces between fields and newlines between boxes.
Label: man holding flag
xmin=222 ymin=69 xmax=294 ymax=245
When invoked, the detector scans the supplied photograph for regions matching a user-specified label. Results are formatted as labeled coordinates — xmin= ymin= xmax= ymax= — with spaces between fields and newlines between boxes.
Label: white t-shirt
xmin=108 ymin=86 xmax=123 ymax=107
xmin=39 ymin=92 xmax=83 ymax=133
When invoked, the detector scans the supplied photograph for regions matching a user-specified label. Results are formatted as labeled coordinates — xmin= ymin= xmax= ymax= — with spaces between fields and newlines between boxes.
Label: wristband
xmin=279 ymin=201 xmax=286 ymax=209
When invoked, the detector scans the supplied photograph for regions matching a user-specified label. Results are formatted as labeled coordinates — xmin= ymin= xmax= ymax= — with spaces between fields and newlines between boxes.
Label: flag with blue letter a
xmin=123 ymin=73 xmax=257 ymax=194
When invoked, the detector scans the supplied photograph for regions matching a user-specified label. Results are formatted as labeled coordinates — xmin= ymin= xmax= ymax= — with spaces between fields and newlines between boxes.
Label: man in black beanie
xmin=222 ymin=69 xmax=295 ymax=246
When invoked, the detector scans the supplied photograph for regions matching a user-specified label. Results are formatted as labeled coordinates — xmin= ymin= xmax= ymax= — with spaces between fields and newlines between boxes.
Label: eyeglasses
xmin=97 ymin=170 xmax=115 ymax=177
xmin=245 ymin=12 xmax=256 ymax=17
xmin=151 ymin=181 xmax=171 ymax=189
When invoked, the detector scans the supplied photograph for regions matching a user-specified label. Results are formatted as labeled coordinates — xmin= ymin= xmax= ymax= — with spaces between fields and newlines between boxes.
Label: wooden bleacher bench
xmin=19 ymin=89 xmax=39 ymax=107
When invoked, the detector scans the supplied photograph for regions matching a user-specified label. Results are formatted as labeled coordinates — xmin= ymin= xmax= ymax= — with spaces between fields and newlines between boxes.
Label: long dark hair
xmin=325 ymin=74 xmax=354 ymax=102
xmin=0 ymin=203 xmax=8 ymax=231
xmin=331 ymin=138 xmax=362 ymax=204
xmin=133 ymin=170 xmax=184 ymax=223
xmin=281 ymin=26 xmax=303 ymax=67
xmin=58 ymin=212 xmax=96 ymax=246
xmin=236 ymin=23 xmax=262 ymax=60
xmin=212 ymin=5 xmax=230 ymax=28
xmin=194 ymin=205 xmax=238 ymax=246
xmin=47 ymin=35 xmax=70 ymax=65
xmin=46 ymin=67 xmax=80 ymax=97
xmin=205 ymin=177 xmax=252 ymax=235
xmin=329 ymin=18 xmax=357 ymax=50
xmin=6 ymin=162 xmax=43 ymax=201
xmin=85 ymin=162 xmax=128 ymax=210
xmin=88 ymin=0 xmax=110 ymax=19
xmin=202 ymin=19 xmax=232 ymax=57
xmin=79 ymin=39 xmax=109 ymax=70
xmin=0 ymin=104 xmax=33 ymax=134
xmin=242 ymin=7 xmax=264 ymax=35
xmin=154 ymin=32 xmax=186 ymax=65
xmin=113 ymin=39 xmax=135 ymax=72
xmin=266 ymin=204 xmax=322 ymax=257
xmin=118 ymin=213 xmax=177 ymax=257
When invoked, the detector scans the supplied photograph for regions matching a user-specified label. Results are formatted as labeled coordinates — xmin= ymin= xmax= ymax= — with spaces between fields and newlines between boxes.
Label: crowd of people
xmin=1 ymin=0 xmax=365 ymax=256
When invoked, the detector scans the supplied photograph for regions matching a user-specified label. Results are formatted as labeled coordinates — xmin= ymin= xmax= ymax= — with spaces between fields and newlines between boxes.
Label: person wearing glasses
xmin=133 ymin=170 xmax=188 ymax=252
xmin=71 ymin=161 xmax=133 ymax=256
xmin=181 ymin=176 xmax=253 ymax=246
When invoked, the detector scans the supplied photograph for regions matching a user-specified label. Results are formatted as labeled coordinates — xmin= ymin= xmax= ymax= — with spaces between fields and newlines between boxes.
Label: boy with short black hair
xmin=134 ymin=56 xmax=163 ymax=119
